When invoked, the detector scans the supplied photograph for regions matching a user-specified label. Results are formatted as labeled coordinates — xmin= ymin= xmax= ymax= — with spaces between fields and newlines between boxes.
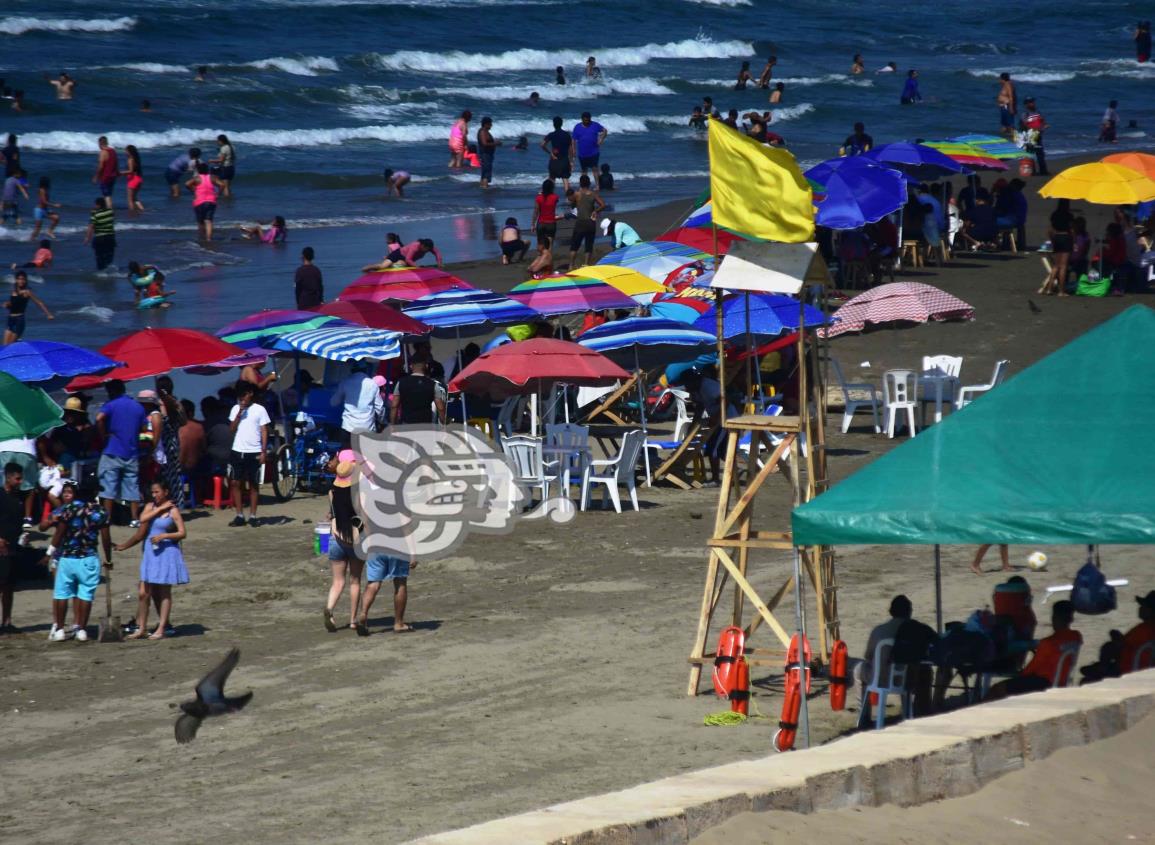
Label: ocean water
xmin=0 ymin=0 xmax=1152 ymax=350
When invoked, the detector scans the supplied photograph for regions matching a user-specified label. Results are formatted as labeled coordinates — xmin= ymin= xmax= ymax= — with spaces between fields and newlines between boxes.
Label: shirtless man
xmin=756 ymin=55 xmax=778 ymax=89
xmin=47 ymin=73 xmax=75 ymax=100
xmin=997 ymin=73 xmax=1017 ymax=137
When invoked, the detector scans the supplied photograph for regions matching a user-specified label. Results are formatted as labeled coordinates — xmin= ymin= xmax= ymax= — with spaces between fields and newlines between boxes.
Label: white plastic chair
xmin=921 ymin=354 xmax=963 ymax=377
xmin=858 ymin=637 xmax=913 ymax=730
xmin=957 ymin=360 xmax=1009 ymax=408
xmin=494 ymin=396 xmax=523 ymax=444
xmin=1052 ymin=641 xmax=1081 ymax=688
xmin=831 ymin=359 xmax=881 ymax=434
xmin=580 ymin=429 xmax=645 ymax=513
xmin=882 ymin=370 xmax=919 ymax=438
xmin=644 ymin=393 xmax=696 ymax=485
xmin=501 ymin=435 xmax=557 ymax=504
xmin=545 ymin=423 xmax=589 ymax=495
xmin=1131 ymin=641 xmax=1155 ymax=673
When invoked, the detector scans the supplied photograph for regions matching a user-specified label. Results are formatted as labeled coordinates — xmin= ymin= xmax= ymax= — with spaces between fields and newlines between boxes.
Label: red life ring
xmin=773 ymin=633 xmax=811 ymax=752
xmin=712 ymin=625 xmax=746 ymax=698
xmin=829 ymin=640 xmax=849 ymax=711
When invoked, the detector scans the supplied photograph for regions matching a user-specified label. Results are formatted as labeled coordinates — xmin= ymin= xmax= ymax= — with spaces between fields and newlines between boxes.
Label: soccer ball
xmin=1027 ymin=551 xmax=1048 ymax=571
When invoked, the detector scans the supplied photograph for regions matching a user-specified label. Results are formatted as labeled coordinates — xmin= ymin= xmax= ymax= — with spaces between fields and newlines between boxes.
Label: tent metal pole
xmin=934 ymin=544 xmax=943 ymax=634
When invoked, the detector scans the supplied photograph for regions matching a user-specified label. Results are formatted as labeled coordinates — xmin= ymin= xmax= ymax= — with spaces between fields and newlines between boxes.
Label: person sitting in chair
xmin=987 ymin=600 xmax=1081 ymax=699
xmin=863 ymin=595 xmax=936 ymax=718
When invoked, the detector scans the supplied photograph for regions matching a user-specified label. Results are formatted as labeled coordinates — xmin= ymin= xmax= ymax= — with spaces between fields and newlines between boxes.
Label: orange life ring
xmin=712 ymin=625 xmax=746 ymax=698
xmin=730 ymin=657 xmax=750 ymax=715
xmin=829 ymin=639 xmax=849 ymax=711
xmin=773 ymin=633 xmax=811 ymax=752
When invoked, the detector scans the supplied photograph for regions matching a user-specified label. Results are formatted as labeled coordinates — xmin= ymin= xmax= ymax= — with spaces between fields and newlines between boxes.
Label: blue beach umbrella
xmin=260 ymin=326 xmax=402 ymax=362
xmin=0 ymin=340 xmax=123 ymax=382
xmin=804 ymin=159 xmax=908 ymax=230
xmin=863 ymin=142 xmax=971 ymax=182
xmin=691 ymin=294 xmax=829 ymax=342
xmin=597 ymin=241 xmax=709 ymax=283
xmin=578 ymin=317 xmax=716 ymax=371
xmin=402 ymin=288 xmax=541 ymax=338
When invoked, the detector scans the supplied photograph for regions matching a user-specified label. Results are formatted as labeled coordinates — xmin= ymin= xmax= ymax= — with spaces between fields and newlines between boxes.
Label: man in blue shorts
xmin=49 ymin=480 xmax=112 ymax=642
xmin=165 ymin=147 xmax=201 ymax=198
xmin=571 ymin=111 xmax=607 ymax=181
xmin=359 ymin=553 xmax=415 ymax=634
xmin=96 ymin=379 xmax=146 ymax=527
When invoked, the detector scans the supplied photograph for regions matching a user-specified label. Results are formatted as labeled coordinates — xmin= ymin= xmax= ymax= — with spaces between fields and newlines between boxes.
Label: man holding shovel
xmin=47 ymin=480 xmax=112 ymax=642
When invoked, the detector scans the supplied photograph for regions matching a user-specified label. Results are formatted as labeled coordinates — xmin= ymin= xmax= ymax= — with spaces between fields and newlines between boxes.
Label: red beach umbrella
xmin=312 ymin=300 xmax=431 ymax=336
xmin=67 ymin=328 xmax=246 ymax=390
xmin=447 ymin=337 xmax=630 ymax=399
xmin=656 ymin=226 xmax=746 ymax=255
xmin=339 ymin=267 xmax=474 ymax=304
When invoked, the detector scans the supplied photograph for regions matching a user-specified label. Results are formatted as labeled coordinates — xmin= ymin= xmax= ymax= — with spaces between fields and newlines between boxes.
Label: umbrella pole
xmin=634 ymin=347 xmax=647 ymax=436
xmin=934 ymin=543 xmax=943 ymax=634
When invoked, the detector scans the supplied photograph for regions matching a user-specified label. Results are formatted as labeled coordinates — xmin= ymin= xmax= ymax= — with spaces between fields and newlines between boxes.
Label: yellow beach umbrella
xmin=569 ymin=265 xmax=666 ymax=303
xmin=1038 ymin=162 xmax=1155 ymax=205
xmin=1101 ymin=151 xmax=1155 ymax=183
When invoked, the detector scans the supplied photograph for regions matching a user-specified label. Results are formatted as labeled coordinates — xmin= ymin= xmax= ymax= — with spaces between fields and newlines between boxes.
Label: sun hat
xmin=63 ymin=397 xmax=85 ymax=412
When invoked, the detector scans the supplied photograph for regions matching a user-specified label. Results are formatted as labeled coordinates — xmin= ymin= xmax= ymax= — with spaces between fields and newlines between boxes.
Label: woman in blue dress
xmin=115 ymin=479 xmax=189 ymax=640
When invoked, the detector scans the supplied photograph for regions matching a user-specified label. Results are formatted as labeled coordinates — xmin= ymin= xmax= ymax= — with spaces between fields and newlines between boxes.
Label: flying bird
xmin=174 ymin=647 xmax=253 ymax=744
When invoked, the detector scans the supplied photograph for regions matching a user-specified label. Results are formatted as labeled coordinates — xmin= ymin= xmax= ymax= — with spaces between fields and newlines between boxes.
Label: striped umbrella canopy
xmin=655 ymin=226 xmax=746 ymax=255
xmin=597 ymin=241 xmax=710 ymax=283
xmin=402 ymin=288 xmax=542 ymax=338
xmin=950 ymin=133 xmax=1027 ymax=161
xmin=922 ymin=141 xmax=1008 ymax=171
xmin=509 ymin=274 xmax=637 ymax=316
xmin=311 ymin=300 xmax=431 ymax=337
xmin=260 ymin=326 xmax=402 ymax=362
xmin=570 ymin=264 xmax=667 ymax=304
xmin=578 ymin=316 xmax=716 ymax=371
xmin=339 ymin=267 xmax=475 ymax=304
xmin=650 ymin=294 xmax=715 ymax=325
xmin=217 ymin=309 xmax=351 ymax=352
xmin=690 ymin=293 xmax=829 ymax=341
xmin=822 ymin=282 xmax=975 ymax=338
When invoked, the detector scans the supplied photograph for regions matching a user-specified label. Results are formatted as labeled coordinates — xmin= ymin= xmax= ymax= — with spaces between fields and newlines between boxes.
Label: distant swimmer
xmin=1099 ymin=100 xmax=1119 ymax=143
xmin=900 ymin=69 xmax=922 ymax=104
xmin=47 ymin=72 xmax=75 ymax=100
xmin=702 ymin=96 xmax=719 ymax=118
xmin=383 ymin=168 xmax=411 ymax=197
xmin=723 ymin=109 xmax=739 ymax=129
xmin=165 ymin=147 xmax=200 ymax=199
xmin=555 ymin=65 xmax=566 ymax=85
xmin=1135 ymin=21 xmax=1151 ymax=63
xmin=997 ymin=72 xmax=1017 ymax=137
xmin=477 ymin=116 xmax=501 ymax=189
xmin=542 ymin=115 xmax=573 ymax=191
xmin=851 ymin=54 xmax=865 ymax=75
xmin=140 ymin=99 xmax=152 ymax=113
xmin=840 ymin=122 xmax=874 ymax=156
xmin=29 ymin=177 xmax=61 ymax=240
xmin=195 ymin=65 xmax=209 ymax=82
xmin=877 ymin=61 xmax=898 ymax=73
xmin=239 ymin=216 xmax=288 ymax=244
xmin=769 ymin=81 xmax=785 ymax=104
xmin=734 ymin=61 xmax=752 ymax=91
xmin=689 ymin=105 xmax=707 ymax=131
xmin=757 ymin=55 xmax=777 ymax=89
xmin=93 ymin=136 xmax=119 ymax=207
xmin=527 ymin=91 xmax=541 ymax=107
xmin=448 ymin=110 xmax=471 ymax=169
xmin=585 ymin=56 xmax=602 ymax=79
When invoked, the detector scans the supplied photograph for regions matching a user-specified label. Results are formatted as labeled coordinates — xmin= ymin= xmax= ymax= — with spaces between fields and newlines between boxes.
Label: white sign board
xmin=709 ymin=241 xmax=829 ymax=294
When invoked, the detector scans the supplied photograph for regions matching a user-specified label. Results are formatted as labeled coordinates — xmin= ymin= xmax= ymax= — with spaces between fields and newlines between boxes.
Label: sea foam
xmin=0 ymin=16 xmax=137 ymax=36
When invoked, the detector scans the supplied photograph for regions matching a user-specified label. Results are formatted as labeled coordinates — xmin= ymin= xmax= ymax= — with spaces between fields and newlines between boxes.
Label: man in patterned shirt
xmin=47 ymin=480 xmax=112 ymax=642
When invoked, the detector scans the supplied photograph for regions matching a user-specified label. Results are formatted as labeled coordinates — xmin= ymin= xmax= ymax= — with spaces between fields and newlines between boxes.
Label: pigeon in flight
xmin=174 ymin=647 xmax=253 ymax=744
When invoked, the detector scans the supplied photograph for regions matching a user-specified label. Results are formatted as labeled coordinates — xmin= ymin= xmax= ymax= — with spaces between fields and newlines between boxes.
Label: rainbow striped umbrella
xmin=597 ymin=241 xmax=709 ymax=283
xmin=570 ymin=264 xmax=667 ymax=304
xmin=922 ymin=141 xmax=1008 ymax=171
xmin=951 ymin=134 xmax=1027 ymax=161
xmin=509 ymin=274 xmax=637 ymax=316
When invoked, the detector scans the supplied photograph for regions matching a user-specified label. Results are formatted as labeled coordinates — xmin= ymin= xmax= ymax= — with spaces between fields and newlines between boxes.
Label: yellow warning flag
xmin=708 ymin=119 xmax=814 ymax=242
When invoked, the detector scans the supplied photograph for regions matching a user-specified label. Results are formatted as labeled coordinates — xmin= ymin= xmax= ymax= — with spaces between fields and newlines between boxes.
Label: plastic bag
xmin=1076 ymin=274 xmax=1110 ymax=297
xmin=1071 ymin=561 xmax=1117 ymax=615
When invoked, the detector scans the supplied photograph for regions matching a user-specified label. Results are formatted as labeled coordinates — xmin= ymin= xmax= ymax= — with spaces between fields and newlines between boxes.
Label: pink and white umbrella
xmin=822 ymin=282 xmax=974 ymax=338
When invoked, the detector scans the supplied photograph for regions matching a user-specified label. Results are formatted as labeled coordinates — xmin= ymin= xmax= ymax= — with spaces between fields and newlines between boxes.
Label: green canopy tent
xmin=793 ymin=305 xmax=1155 ymax=627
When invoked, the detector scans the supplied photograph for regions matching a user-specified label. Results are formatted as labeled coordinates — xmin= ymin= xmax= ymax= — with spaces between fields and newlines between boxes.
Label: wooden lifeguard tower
xmin=685 ymin=242 xmax=840 ymax=695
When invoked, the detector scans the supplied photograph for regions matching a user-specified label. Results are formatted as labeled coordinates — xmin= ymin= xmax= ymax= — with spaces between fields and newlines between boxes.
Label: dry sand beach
xmin=3 ymin=184 xmax=1153 ymax=844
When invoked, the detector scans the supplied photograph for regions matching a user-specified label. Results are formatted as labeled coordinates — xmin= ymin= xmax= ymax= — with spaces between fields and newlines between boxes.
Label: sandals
xmin=355 ymin=621 xmax=370 ymax=637
xmin=323 ymin=608 xmax=337 ymax=633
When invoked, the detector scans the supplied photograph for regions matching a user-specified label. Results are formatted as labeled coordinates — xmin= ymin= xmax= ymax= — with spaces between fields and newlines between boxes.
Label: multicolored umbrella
xmin=508 ymin=274 xmax=637 ymax=316
xmin=402 ymin=288 xmax=542 ymax=338
xmin=822 ymin=282 xmax=975 ymax=338
xmin=68 ymin=329 xmax=247 ymax=390
xmin=950 ymin=134 xmax=1026 ymax=161
xmin=0 ymin=340 xmax=122 ymax=382
xmin=655 ymin=226 xmax=746 ymax=255
xmin=683 ymin=196 xmax=713 ymax=228
xmin=261 ymin=326 xmax=402 ymax=362
xmin=570 ymin=264 xmax=667 ymax=304
xmin=339 ymin=267 xmax=475 ymax=304
xmin=446 ymin=338 xmax=630 ymax=400
xmin=577 ymin=316 xmax=716 ymax=371
xmin=922 ymin=141 xmax=1008 ymax=171
xmin=664 ymin=258 xmax=716 ymax=291
xmin=804 ymin=158 xmax=907 ymax=230
xmin=217 ymin=309 xmax=351 ymax=353
xmin=311 ymin=300 xmax=431 ymax=337
xmin=0 ymin=372 xmax=63 ymax=439
xmin=1102 ymin=151 xmax=1155 ymax=181
xmin=1038 ymin=162 xmax=1155 ymax=205
xmin=649 ymin=294 xmax=714 ymax=325
xmin=597 ymin=241 xmax=710 ymax=283
xmin=863 ymin=142 xmax=970 ymax=181
xmin=690 ymin=293 xmax=828 ymax=341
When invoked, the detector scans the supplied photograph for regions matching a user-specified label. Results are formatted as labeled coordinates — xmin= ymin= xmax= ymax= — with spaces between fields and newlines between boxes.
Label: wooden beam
xmin=581 ymin=373 xmax=637 ymax=425
xmin=715 ymin=548 xmax=792 ymax=648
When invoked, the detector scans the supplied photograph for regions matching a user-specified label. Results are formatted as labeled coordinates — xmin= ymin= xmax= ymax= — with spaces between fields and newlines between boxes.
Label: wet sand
xmin=2 ymin=174 xmax=1153 ymax=843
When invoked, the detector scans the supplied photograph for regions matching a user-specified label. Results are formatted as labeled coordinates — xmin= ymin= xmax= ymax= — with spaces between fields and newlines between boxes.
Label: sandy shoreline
xmin=3 ymin=153 xmax=1154 ymax=842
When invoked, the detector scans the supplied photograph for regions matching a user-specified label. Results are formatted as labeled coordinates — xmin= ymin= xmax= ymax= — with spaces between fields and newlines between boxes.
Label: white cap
xmin=599 ymin=218 xmax=612 ymax=234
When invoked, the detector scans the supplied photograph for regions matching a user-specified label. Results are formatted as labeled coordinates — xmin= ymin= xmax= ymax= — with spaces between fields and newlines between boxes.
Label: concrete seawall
xmin=408 ymin=672 xmax=1155 ymax=845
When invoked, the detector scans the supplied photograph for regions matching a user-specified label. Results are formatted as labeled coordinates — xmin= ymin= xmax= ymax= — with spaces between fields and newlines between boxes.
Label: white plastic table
xmin=917 ymin=372 xmax=960 ymax=424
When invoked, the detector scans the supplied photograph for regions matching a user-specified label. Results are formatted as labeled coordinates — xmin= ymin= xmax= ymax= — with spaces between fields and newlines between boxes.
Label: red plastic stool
xmin=206 ymin=475 xmax=228 ymax=509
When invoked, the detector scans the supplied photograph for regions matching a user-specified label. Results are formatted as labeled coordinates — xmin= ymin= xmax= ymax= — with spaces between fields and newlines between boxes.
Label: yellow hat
xmin=64 ymin=397 xmax=85 ymax=412
xmin=332 ymin=461 xmax=356 ymax=488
